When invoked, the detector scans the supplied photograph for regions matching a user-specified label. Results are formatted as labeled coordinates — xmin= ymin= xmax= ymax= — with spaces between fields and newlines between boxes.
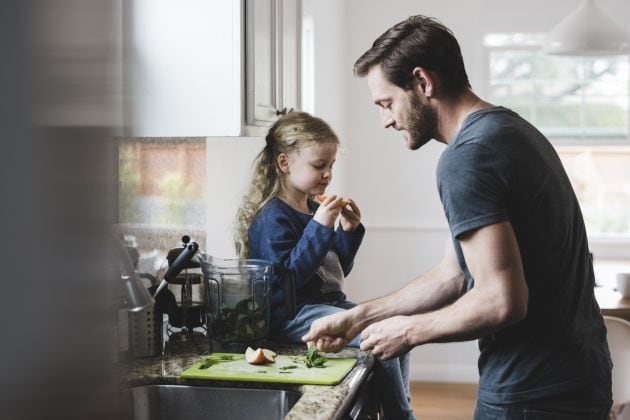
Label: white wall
xmin=206 ymin=0 xmax=630 ymax=383
xmin=205 ymin=136 xmax=265 ymax=258
xmin=301 ymin=0 xmax=348 ymax=197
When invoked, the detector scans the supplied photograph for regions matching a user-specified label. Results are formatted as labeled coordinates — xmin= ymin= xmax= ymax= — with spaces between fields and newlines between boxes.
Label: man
xmin=302 ymin=15 xmax=613 ymax=419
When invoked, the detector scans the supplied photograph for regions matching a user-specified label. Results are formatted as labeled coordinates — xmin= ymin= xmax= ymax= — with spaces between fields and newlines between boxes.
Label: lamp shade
xmin=544 ymin=0 xmax=629 ymax=55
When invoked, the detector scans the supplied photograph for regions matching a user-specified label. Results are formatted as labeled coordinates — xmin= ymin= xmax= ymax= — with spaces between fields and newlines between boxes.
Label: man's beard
xmin=406 ymin=92 xmax=437 ymax=150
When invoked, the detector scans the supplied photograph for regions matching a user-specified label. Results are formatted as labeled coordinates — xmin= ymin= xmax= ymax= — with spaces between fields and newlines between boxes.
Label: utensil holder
xmin=129 ymin=304 xmax=163 ymax=358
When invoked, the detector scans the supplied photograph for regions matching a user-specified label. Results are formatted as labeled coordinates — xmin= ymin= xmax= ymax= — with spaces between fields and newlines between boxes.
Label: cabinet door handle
xmin=275 ymin=107 xmax=294 ymax=116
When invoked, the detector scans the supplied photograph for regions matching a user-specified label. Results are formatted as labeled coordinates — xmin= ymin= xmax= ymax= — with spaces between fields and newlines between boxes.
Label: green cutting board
xmin=181 ymin=352 xmax=357 ymax=385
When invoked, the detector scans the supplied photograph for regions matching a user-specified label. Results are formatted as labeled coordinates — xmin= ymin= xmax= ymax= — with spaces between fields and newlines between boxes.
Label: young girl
xmin=235 ymin=112 xmax=414 ymax=419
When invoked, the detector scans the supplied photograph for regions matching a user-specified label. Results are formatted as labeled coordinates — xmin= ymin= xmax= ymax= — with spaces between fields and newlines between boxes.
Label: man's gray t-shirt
xmin=436 ymin=107 xmax=612 ymax=404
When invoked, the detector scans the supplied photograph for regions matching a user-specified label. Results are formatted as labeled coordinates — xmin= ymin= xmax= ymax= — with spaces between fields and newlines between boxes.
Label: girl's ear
xmin=277 ymin=153 xmax=290 ymax=174
xmin=412 ymin=67 xmax=435 ymax=98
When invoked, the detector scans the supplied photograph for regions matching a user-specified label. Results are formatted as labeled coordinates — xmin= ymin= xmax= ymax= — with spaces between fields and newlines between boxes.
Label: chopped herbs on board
xmin=198 ymin=354 xmax=242 ymax=369
xmin=304 ymin=346 xmax=328 ymax=368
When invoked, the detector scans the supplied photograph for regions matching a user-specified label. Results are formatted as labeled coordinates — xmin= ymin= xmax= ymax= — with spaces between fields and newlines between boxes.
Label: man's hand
xmin=360 ymin=315 xmax=415 ymax=360
xmin=302 ymin=310 xmax=362 ymax=352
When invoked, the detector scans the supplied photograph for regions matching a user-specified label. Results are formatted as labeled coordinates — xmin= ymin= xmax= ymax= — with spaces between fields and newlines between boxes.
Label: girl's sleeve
xmin=333 ymin=223 xmax=365 ymax=276
xmin=251 ymin=212 xmax=336 ymax=290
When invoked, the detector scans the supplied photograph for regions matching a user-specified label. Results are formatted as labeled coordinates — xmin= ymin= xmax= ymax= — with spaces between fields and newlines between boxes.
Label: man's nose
xmin=380 ymin=110 xmax=394 ymax=129
xmin=383 ymin=116 xmax=395 ymax=129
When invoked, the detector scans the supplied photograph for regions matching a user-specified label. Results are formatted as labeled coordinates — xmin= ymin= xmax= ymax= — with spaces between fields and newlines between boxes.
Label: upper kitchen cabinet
xmin=244 ymin=0 xmax=302 ymax=135
xmin=123 ymin=0 xmax=241 ymax=137
xmin=122 ymin=0 xmax=303 ymax=137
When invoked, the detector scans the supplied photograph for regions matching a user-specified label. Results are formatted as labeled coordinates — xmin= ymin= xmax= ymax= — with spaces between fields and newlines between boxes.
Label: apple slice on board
xmin=262 ymin=348 xmax=276 ymax=362
xmin=245 ymin=347 xmax=276 ymax=365
xmin=315 ymin=195 xmax=351 ymax=208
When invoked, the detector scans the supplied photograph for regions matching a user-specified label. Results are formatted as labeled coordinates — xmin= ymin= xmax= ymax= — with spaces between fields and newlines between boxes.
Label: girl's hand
xmin=313 ymin=195 xmax=342 ymax=228
xmin=340 ymin=199 xmax=361 ymax=231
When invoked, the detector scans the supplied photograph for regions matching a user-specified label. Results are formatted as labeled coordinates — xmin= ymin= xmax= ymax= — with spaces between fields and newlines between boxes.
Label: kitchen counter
xmin=122 ymin=333 xmax=375 ymax=420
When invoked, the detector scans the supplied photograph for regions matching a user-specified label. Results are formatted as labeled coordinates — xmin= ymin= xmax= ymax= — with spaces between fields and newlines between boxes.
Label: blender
xmin=199 ymin=255 xmax=296 ymax=352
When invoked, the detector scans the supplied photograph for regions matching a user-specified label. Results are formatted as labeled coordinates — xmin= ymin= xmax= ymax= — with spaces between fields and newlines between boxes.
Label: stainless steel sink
xmin=127 ymin=384 xmax=301 ymax=420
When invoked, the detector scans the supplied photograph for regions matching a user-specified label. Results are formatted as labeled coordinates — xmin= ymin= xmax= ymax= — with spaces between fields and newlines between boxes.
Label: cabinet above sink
xmin=244 ymin=0 xmax=302 ymax=135
xmin=123 ymin=0 xmax=304 ymax=138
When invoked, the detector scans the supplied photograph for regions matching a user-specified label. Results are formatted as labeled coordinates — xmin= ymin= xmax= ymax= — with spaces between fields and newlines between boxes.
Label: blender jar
xmin=200 ymin=256 xmax=273 ymax=350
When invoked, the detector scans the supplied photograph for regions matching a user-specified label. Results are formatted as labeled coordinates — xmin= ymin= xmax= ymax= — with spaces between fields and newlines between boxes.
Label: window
xmin=485 ymin=33 xmax=629 ymax=141
xmin=118 ymin=137 xmax=206 ymax=273
xmin=485 ymin=33 xmax=630 ymax=242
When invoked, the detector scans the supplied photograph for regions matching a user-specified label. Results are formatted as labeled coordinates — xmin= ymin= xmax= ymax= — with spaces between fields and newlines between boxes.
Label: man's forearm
xmin=406 ymin=279 xmax=526 ymax=346
xmin=352 ymin=265 xmax=465 ymax=331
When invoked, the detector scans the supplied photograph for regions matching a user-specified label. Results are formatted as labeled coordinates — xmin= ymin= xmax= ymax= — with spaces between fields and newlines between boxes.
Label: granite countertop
xmin=122 ymin=332 xmax=374 ymax=420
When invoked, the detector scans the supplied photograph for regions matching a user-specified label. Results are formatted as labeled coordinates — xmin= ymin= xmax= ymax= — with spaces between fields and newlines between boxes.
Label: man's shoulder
xmin=437 ymin=109 xmax=519 ymax=181
xmin=443 ymin=106 xmax=539 ymax=165
xmin=457 ymin=107 xmax=518 ymax=143
xmin=462 ymin=107 xmax=539 ymax=143
xmin=467 ymin=106 xmax=518 ymax=125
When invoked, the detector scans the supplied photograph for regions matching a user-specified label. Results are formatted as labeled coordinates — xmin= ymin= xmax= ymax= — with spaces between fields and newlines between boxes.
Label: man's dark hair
xmin=354 ymin=15 xmax=471 ymax=96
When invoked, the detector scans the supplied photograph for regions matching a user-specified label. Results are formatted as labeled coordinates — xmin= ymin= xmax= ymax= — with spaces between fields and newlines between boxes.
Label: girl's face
xmin=280 ymin=141 xmax=337 ymax=197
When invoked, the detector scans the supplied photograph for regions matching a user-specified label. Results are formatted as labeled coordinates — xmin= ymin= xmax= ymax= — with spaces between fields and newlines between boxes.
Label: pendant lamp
xmin=544 ymin=0 xmax=629 ymax=55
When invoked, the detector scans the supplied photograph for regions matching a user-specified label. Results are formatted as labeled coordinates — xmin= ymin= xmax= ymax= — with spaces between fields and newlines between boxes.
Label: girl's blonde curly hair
xmin=234 ymin=112 xmax=339 ymax=258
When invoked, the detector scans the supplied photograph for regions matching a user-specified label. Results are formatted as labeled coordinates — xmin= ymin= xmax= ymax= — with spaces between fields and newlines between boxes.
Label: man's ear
xmin=412 ymin=67 xmax=435 ymax=98
xmin=277 ymin=153 xmax=290 ymax=174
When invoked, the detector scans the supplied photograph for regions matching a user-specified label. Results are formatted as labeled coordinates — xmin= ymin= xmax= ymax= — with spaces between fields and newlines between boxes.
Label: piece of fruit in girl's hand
xmin=315 ymin=195 xmax=351 ymax=208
